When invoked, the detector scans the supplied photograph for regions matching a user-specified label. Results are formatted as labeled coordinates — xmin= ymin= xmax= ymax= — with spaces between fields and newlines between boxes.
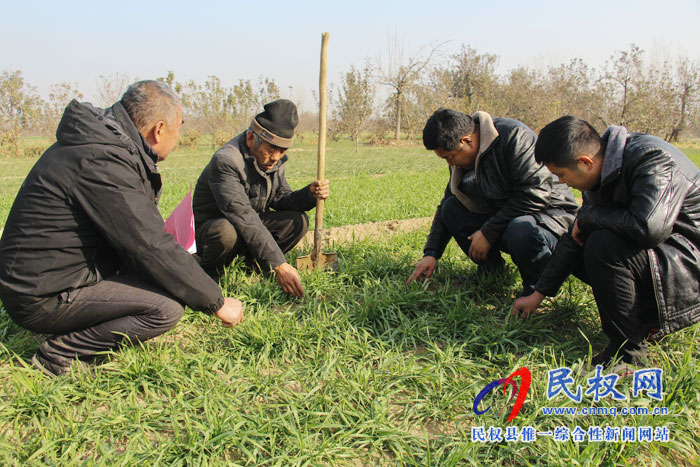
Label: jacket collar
xmin=447 ymin=111 xmax=499 ymax=214
xmin=471 ymin=111 xmax=499 ymax=172
xmin=111 ymin=101 xmax=160 ymax=173
xmin=600 ymin=125 xmax=628 ymax=186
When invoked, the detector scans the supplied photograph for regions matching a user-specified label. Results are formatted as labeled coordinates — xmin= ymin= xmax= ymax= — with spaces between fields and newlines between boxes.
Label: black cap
xmin=250 ymin=99 xmax=298 ymax=148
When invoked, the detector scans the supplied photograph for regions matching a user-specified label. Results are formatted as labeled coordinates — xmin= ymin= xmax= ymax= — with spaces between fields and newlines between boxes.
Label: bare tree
xmin=545 ymin=59 xmax=600 ymax=126
xmin=95 ymin=72 xmax=130 ymax=107
xmin=440 ymin=45 xmax=499 ymax=113
xmin=377 ymin=35 xmax=445 ymax=141
xmin=498 ymin=66 xmax=554 ymax=131
xmin=157 ymin=71 xmax=182 ymax=94
xmin=336 ymin=63 xmax=375 ymax=151
xmin=0 ymin=70 xmax=43 ymax=154
xmin=601 ymin=44 xmax=646 ymax=128
xmin=668 ymin=57 xmax=700 ymax=142
xmin=180 ymin=75 xmax=281 ymax=147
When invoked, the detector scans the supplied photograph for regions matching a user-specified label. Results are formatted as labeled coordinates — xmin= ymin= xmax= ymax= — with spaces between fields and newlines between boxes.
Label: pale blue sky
xmin=2 ymin=0 xmax=699 ymax=110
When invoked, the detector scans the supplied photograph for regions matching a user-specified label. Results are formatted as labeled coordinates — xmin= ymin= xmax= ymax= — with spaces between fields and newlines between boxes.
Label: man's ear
xmin=578 ymin=154 xmax=596 ymax=170
xmin=460 ymin=135 xmax=473 ymax=147
xmin=153 ymin=121 xmax=166 ymax=144
xmin=245 ymin=130 xmax=255 ymax=146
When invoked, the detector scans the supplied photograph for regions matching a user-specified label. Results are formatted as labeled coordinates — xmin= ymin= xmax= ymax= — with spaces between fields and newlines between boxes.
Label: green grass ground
xmin=1 ymin=138 xmax=699 ymax=465
xmin=1 ymin=137 xmax=447 ymax=230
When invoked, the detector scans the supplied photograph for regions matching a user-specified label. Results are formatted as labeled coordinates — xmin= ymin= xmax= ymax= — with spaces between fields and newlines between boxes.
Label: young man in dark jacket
xmin=193 ymin=99 xmax=329 ymax=298
xmin=513 ymin=116 xmax=700 ymax=371
xmin=0 ymin=80 xmax=244 ymax=377
xmin=408 ymin=108 xmax=579 ymax=296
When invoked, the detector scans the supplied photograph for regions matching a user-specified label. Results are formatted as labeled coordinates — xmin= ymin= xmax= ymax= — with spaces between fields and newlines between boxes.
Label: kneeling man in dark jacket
xmin=513 ymin=116 xmax=700 ymax=371
xmin=408 ymin=108 xmax=579 ymax=296
xmin=193 ymin=99 xmax=329 ymax=298
xmin=0 ymin=80 xmax=244 ymax=377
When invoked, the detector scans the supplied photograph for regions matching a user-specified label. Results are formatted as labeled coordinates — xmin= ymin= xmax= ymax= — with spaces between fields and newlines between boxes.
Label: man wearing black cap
xmin=193 ymin=99 xmax=329 ymax=297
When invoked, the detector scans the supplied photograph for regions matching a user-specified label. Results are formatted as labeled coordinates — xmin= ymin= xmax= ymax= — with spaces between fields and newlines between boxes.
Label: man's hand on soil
xmin=216 ymin=297 xmax=244 ymax=327
xmin=511 ymin=291 xmax=545 ymax=319
xmin=275 ymin=262 xmax=305 ymax=297
xmin=407 ymin=256 xmax=437 ymax=284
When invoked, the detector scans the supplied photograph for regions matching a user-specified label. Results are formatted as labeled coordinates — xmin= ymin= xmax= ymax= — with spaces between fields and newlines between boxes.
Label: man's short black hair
xmin=535 ymin=116 xmax=602 ymax=168
xmin=423 ymin=108 xmax=476 ymax=151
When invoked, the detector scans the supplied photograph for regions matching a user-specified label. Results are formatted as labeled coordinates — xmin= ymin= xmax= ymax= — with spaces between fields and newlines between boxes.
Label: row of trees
xmin=334 ymin=43 xmax=700 ymax=148
xmin=0 ymin=69 xmax=285 ymax=155
xmin=2 ymin=43 xmax=699 ymax=157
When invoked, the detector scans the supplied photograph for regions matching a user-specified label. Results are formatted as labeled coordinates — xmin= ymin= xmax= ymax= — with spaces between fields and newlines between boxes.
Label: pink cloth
xmin=164 ymin=186 xmax=197 ymax=254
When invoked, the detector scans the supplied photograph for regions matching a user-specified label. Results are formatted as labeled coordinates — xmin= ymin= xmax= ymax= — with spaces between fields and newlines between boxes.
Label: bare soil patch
xmin=299 ymin=217 xmax=431 ymax=248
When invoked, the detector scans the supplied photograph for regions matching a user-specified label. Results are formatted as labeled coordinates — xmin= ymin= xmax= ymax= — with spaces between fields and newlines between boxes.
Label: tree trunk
xmin=394 ymin=92 xmax=402 ymax=141
xmin=669 ymin=88 xmax=690 ymax=142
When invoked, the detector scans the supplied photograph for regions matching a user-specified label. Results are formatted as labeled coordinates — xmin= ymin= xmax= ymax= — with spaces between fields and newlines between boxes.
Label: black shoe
xmin=31 ymin=352 xmax=91 ymax=378
xmin=31 ymin=352 xmax=70 ymax=377
xmin=591 ymin=347 xmax=618 ymax=368
xmin=591 ymin=346 xmax=648 ymax=369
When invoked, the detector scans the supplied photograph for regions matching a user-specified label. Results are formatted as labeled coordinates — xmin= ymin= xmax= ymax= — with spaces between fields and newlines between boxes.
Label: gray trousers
xmin=1 ymin=272 xmax=184 ymax=366
xmin=196 ymin=210 xmax=309 ymax=279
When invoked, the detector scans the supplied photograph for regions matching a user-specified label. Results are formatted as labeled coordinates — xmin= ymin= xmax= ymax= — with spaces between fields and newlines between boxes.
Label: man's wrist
xmin=208 ymin=295 xmax=226 ymax=315
xmin=531 ymin=290 xmax=547 ymax=303
xmin=423 ymin=250 xmax=439 ymax=259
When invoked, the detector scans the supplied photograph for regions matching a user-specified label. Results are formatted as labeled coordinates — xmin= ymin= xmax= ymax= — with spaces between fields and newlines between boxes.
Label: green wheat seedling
xmin=0 ymin=140 xmax=699 ymax=465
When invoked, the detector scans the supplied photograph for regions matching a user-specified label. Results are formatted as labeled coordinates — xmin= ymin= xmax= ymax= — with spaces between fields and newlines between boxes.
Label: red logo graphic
xmin=473 ymin=367 xmax=531 ymax=422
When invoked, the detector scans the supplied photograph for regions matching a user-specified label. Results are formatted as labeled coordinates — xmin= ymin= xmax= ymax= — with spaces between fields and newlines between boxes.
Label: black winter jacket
xmin=0 ymin=100 xmax=224 ymax=314
xmin=193 ymin=132 xmax=315 ymax=269
xmin=536 ymin=131 xmax=700 ymax=336
xmin=424 ymin=116 xmax=579 ymax=258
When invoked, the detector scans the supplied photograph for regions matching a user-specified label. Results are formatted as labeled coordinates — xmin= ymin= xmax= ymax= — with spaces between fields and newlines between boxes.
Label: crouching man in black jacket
xmin=513 ymin=116 xmax=700 ymax=372
xmin=0 ymin=80 xmax=244 ymax=377
xmin=193 ymin=99 xmax=329 ymax=298
xmin=407 ymin=108 xmax=579 ymax=296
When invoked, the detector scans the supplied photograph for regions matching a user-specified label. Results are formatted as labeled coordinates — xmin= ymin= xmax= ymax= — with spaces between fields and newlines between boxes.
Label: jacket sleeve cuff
xmin=534 ymin=282 xmax=560 ymax=298
xmin=479 ymin=223 xmax=501 ymax=246
xmin=423 ymin=249 xmax=440 ymax=259
xmin=204 ymin=295 xmax=226 ymax=315
xmin=294 ymin=183 xmax=316 ymax=211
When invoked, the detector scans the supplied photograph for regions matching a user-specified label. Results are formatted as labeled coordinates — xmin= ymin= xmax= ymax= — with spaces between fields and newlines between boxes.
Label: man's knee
xmin=199 ymin=218 xmax=238 ymax=251
xmin=158 ymin=300 xmax=185 ymax=330
xmin=292 ymin=211 xmax=309 ymax=237
xmin=141 ymin=297 xmax=185 ymax=336
xmin=503 ymin=216 xmax=549 ymax=258
xmin=270 ymin=211 xmax=309 ymax=253
xmin=439 ymin=196 xmax=464 ymax=230
xmin=583 ymin=229 xmax=625 ymax=267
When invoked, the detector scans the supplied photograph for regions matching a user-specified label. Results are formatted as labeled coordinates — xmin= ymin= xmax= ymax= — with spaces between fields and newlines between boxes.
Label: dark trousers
xmin=196 ymin=210 xmax=309 ymax=278
xmin=582 ymin=229 xmax=660 ymax=362
xmin=1 ymin=273 xmax=184 ymax=367
xmin=440 ymin=196 xmax=558 ymax=295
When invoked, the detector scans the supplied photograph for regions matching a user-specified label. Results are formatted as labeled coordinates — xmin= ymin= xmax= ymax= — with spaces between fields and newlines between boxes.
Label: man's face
xmin=434 ymin=134 xmax=479 ymax=170
xmin=246 ymin=131 xmax=288 ymax=171
xmin=546 ymin=158 xmax=601 ymax=191
xmin=154 ymin=106 xmax=183 ymax=162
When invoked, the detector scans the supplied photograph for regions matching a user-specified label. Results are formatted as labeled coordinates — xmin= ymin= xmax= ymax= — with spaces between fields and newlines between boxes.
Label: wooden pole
xmin=313 ymin=32 xmax=329 ymax=263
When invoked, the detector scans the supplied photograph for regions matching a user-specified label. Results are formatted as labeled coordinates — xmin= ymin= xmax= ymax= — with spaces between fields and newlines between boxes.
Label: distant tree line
xmin=1 ymin=43 xmax=699 ymax=157
xmin=334 ymin=42 xmax=700 ymax=148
